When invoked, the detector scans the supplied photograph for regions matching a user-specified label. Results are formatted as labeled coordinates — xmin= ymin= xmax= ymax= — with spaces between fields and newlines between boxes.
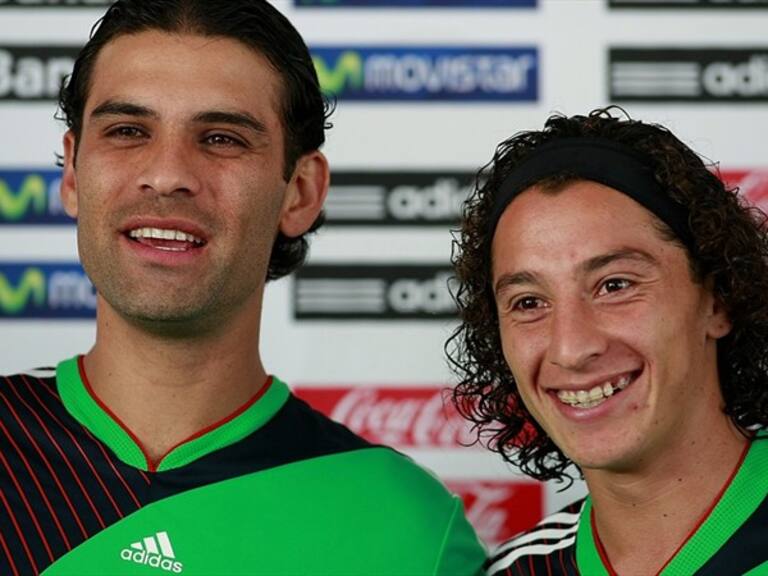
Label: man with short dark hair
xmin=449 ymin=108 xmax=768 ymax=576
xmin=0 ymin=2 xmax=485 ymax=574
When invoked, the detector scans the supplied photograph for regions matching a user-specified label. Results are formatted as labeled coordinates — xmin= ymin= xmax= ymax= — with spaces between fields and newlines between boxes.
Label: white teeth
xmin=578 ymin=399 xmax=603 ymax=409
xmin=154 ymin=245 xmax=187 ymax=252
xmin=616 ymin=375 xmax=631 ymax=390
xmin=128 ymin=227 xmax=204 ymax=245
xmin=556 ymin=373 xmax=634 ymax=409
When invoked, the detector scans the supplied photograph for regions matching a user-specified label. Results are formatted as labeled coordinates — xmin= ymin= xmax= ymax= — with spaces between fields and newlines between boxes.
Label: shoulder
xmin=0 ymin=366 xmax=58 ymax=401
xmin=0 ymin=368 xmax=64 ymax=448
xmin=485 ymin=498 xmax=584 ymax=576
xmin=277 ymin=391 xmax=476 ymax=521
xmin=269 ymin=392 xmax=487 ymax=573
xmin=316 ymin=447 xmax=486 ymax=573
xmin=283 ymin=392 xmax=456 ymax=503
xmin=1 ymin=366 xmax=57 ymax=381
xmin=270 ymin=392 xmax=374 ymax=454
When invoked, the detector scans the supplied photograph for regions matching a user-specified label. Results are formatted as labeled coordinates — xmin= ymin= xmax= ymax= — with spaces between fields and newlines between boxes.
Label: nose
xmin=136 ymin=134 xmax=202 ymax=197
xmin=547 ymin=297 xmax=608 ymax=370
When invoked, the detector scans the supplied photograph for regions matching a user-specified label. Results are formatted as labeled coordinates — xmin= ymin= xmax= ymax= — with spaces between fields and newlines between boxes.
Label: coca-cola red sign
xmin=295 ymin=386 xmax=544 ymax=546
xmin=721 ymin=169 xmax=768 ymax=210
xmin=446 ymin=480 xmax=543 ymax=546
xmin=294 ymin=386 xmax=474 ymax=448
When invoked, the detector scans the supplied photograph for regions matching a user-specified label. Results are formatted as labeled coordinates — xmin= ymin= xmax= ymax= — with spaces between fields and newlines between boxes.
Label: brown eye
xmin=109 ymin=126 xmax=146 ymax=139
xmin=513 ymin=296 xmax=542 ymax=311
xmin=204 ymin=134 xmax=245 ymax=147
xmin=598 ymin=278 xmax=632 ymax=295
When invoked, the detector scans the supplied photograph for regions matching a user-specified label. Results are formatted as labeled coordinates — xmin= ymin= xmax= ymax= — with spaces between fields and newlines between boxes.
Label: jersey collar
xmin=56 ymin=355 xmax=290 ymax=472
xmin=576 ymin=436 xmax=768 ymax=575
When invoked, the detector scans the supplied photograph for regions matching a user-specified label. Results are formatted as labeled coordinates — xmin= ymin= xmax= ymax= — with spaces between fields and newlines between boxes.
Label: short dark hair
xmin=448 ymin=106 xmax=768 ymax=482
xmin=58 ymin=0 xmax=332 ymax=281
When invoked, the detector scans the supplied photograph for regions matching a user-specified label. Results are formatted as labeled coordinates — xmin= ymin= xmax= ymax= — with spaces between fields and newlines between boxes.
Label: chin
xmin=576 ymin=448 xmax=648 ymax=476
xmin=561 ymin=440 xmax=634 ymax=474
xmin=118 ymin=302 xmax=213 ymax=329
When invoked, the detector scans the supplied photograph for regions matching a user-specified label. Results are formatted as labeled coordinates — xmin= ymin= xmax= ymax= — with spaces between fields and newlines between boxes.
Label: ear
xmin=60 ymin=130 xmax=79 ymax=219
xmin=279 ymin=150 xmax=329 ymax=238
xmin=704 ymin=283 xmax=732 ymax=340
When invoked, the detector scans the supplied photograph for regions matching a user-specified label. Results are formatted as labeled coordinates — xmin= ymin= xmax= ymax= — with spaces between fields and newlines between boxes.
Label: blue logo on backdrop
xmin=296 ymin=0 xmax=535 ymax=6
xmin=0 ymin=170 xmax=72 ymax=225
xmin=312 ymin=46 xmax=538 ymax=101
xmin=0 ymin=1 xmax=111 ymax=7
xmin=0 ymin=263 xmax=95 ymax=319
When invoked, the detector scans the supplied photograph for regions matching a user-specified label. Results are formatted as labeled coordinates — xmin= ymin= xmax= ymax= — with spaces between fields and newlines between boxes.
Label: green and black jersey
xmin=486 ymin=438 xmax=768 ymax=576
xmin=0 ymin=356 xmax=485 ymax=575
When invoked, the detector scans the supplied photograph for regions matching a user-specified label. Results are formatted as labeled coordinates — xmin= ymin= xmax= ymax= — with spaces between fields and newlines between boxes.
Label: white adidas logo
xmin=120 ymin=531 xmax=184 ymax=573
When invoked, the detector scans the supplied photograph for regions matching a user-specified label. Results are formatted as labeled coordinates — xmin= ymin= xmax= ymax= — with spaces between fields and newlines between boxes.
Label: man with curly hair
xmin=0 ymin=1 xmax=485 ymax=574
xmin=449 ymin=107 xmax=768 ymax=576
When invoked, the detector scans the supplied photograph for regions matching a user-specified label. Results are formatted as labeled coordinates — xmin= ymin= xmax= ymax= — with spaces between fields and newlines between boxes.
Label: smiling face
xmin=491 ymin=180 xmax=731 ymax=475
xmin=60 ymin=31 xmax=327 ymax=333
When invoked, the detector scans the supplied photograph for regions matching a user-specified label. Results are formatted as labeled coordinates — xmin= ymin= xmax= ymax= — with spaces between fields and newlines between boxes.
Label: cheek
xmin=501 ymin=338 xmax=545 ymax=422
xmin=632 ymin=308 xmax=690 ymax=358
xmin=73 ymin=163 xmax=115 ymax=209
xmin=226 ymin=190 xmax=285 ymax=260
xmin=499 ymin=326 xmax=541 ymax=388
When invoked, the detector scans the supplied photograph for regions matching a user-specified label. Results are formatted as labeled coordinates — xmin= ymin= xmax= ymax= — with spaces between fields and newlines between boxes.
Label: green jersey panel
xmin=44 ymin=448 xmax=483 ymax=576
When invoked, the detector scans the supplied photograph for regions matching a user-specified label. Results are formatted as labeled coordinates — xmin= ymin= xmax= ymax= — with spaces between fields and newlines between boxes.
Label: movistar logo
xmin=0 ymin=174 xmax=46 ymax=221
xmin=310 ymin=46 xmax=538 ymax=101
xmin=0 ymin=170 xmax=70 ymax=225
xmin=0 ymin=0 xmax=112 ymax=6
xmin=297 ymin=0 xmax=536 ymax=5
xmin=313 ymin=51 xmax=364 ymax=94
xmin=0 ymin=267 xmax=45 ymax=315
xmin=0 ymin=264 xmax=96 ymax=318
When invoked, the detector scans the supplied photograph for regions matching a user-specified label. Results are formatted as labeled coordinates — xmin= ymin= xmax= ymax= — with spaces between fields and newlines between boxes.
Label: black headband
xmin=488 ymin=137 xmax=695 ymax=254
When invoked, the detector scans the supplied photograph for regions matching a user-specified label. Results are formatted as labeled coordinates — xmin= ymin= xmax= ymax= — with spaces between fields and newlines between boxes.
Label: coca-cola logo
xmin=446 ymin=480 xmax=543 ymax=546
xmin=294 ymin=386 xmax=475 ymax=448
xmin=721 ymin=169 xmax=768 ymax=210
xmin=295 ymin=386 xmax=545 ymax=546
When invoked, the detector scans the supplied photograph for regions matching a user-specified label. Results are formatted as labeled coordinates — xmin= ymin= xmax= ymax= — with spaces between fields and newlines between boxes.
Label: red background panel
xmin=294 ymin=386 xmax=474 ymax=448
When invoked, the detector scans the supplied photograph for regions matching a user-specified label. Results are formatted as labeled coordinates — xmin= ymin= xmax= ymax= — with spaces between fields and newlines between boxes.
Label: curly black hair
xmin=447 ymin=106 xmax=768 ymax=482
xmin=57 ymin=0 xmax=332 ymax=281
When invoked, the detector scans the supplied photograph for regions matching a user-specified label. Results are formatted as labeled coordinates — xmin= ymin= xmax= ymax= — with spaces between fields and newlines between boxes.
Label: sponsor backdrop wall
xmin=1 ymin=0 xmax=767 ymax=549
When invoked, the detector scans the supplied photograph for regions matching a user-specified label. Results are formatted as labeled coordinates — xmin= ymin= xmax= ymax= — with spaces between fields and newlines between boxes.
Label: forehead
xmin=85 ymin=30 xmax=282 ymax=124
xmin=491 ymin=180 xmax=682 ymax=278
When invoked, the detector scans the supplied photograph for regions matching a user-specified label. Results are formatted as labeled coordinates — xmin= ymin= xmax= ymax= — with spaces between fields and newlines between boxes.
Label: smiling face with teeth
xmin=491 ymin=180 xmax=732 ymax=475
xmin=59 ymin=31 xmax=327 ymax=332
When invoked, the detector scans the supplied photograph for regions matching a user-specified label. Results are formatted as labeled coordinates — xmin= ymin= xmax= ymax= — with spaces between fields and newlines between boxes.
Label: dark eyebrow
xmin=493 ymin=248 xmax=659 ymax=296
xmin=90 ymin=100 xmax=158 ymax=120
xmin=581 ymin=248 xmax=660 ymax=274
xmin=192 ymin=110 xmax=267 ymax=135
xmin=88 ymin=102 xmax=267 ymax=136
xmin=494 ymin=271 xmax=539 ymax=296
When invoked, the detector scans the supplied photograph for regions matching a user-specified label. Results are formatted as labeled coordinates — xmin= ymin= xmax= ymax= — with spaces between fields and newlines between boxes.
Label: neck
xmin=585 ymin=420 xmax=748 ymax=576
xmin=83 ymin=296 xmax=268 ymax=468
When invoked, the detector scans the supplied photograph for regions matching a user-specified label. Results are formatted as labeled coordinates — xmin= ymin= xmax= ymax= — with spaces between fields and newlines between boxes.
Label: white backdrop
xmin=1 ymin=0 xmax=767 ymax=547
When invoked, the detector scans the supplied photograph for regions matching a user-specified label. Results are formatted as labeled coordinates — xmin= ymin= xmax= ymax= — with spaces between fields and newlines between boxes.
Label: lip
xmin=548 ymin=368 xmax=643 ymax=421
xmin=548 ymin=370 xmax=640 ymax=394
xmin=119 ymin=217 xmax=210 ymax=267
xmin=119 ymin=217 xmax=210 ymax=243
